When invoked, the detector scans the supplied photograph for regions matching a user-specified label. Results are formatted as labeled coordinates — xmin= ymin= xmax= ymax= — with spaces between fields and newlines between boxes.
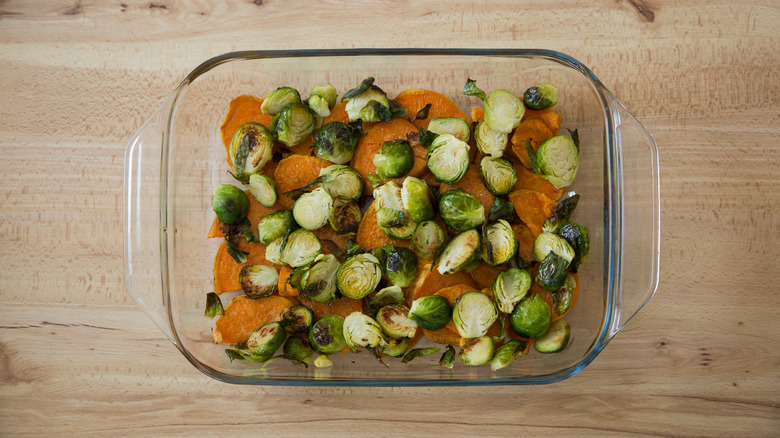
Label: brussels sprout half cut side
xmin=239 ymin=265 xmax=279 ymax=298
xmin=490 ymin=339 xmax=528 ymax=371
xmin=426 ymin=134 xmax=470 ymax=184
xmin=534 ymin=318 xmax=571 ymax=353
xmin=345 ymin=85 xmax=391 ymax=122
xmin=309 ymin=314 xmax=347 ymax=355
xmin=401 ymin=177 xmax=435 ymax=224
xmin=248 ymin=174 xmax=277 ymax=208
xmin=480 ymin=157 xmax=517 ymax=196
xmin=283 ymin=336 xmax=314 ymax=365
xmin=439 ymin=190 xmax=485 ymax=232
xmin=427 ymin=117 xmax=471 ymax=143
xmin=384 ymin=246 xmax=418 ymax=288
xmin=376 ymin=304 xmax=418 ymax=339
xmin=280 ymin=229 xmax=322 ymax=267
xmin=459 ymin=336 xmax=495 ymax=366
xmin=278 ymin=304 xmax=315 ymax=335
xmin=534 ymin=231 xmax=576 ymax=263
xmin=509 ymin=294 xmax=552 ymax=339
xmin=366 ymin=285 xmax=406 ymax=317
xmin=343 ymin=312 xmax=387 ymax=352
xmin=313 ymin=122 xmax=361 ymax=164
xmin=474 ymin=120 xmax=509 ymax=157
xmin=271 ymin=103 xmax=316 ymax=147
xmin=228 ymin=122 xmax=275 ymax=183
xmin=246 ymin=321 xmax=286 ymax=357
xmin=523 ymin=82 xmax=559 ymax=110
xmin=528 ymin=133 xmax=580 ymax=189
xmin=411 ymin=220 xmax=448 ymax=260
xmin=452 ymin=291 xmax=499 ymax=339
xmin=408 ymin=295 xmax=452 ymax=331
xmin=293 ymin=187 xmax=333 ymax=230
xmin=436 ymin=229 xmax=481 ymax=275
xmin=493 ymin=267 xmax=532 ymax=313
xmin=483 ymin=89 xmax=525 ymax=134
xmin=481 ymin=219 xmax=518 ymax=266
xmin=261 ymin=86 xmax=302 ymax=115
xmin=300 ymin=254 xmax=340 ymax=302
xmin=212 ymin=184 xmax=250 ymax=225
xmin=329 ymin=198 xmax=362 ymax=236
xmin=336 ymin=253 xmax=382 ymax=299
xmin=317 ymin=165 xmax=365 ymax=202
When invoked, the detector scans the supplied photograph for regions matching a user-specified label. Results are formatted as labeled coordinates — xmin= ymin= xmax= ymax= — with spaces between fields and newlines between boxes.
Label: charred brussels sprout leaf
xmin=271 ymin=103 xmax=316 ymax=147
xmin=280 ymin=228 xmax=322 ymax=267
xmin=459 ymin=336 xmax=494 ymax=366
xmin=536 ymin=252 xmax=571 ymax=292
xmin=368 ymin=139 xmax=414 ymax=185
xmin=411 ymin=220 xmax=448 ymax=260
xmin=418 ymin=127 xmax=439 ymax=148
xmin=510 ymin=294 xmax=552 ymax=338
xmin=559 ymin=222 xmax=589 ymax=272
xmin=439 ymin=190 xmax=485 ymax=232
xmin=204 ymin=292 xmax=224 ymax=319
xmin=345 ymin=84 xmax=391 ymax=122
xmin=475 ymin=120 xmax=509 ymax=157
xmin=523 ymin=83 xmax=559 ymax=110
xmin=426 ymin=134 xmax=470 ymax=184
xmin=376 ymin=304 xmax=418 ymax=339
xmin=261 ymin=86 xmax=302 ymax=115
xmin=463 ymin=78 xmax=487 ymax=101
xmin=428 ymin=117 xmax=471 ymax=143
xmin=342 ymin=77 xmax=375 ymax=100
xmin=483 ymin=89 xmax=525 ymax=134
xmin=480 ymin=157 xmax=518 ymax=196
xmin=401 ymin=177 xmax=435 ymax=223
xmin=488 ymin=197 xmax=518 ymax=223
xmin=246 ymin=321 xmax=286 ymax=356
xmin=212 ymin=184 xmax=250 ymax=225
xmin=436 ymin=229 xmax=481 ymax=275
xmin=408 ymin=295 xmax=452 ymax=331
xmin=343 ymin=312 xmax=386 ymax=352
xmin=439 ymin=345 xmax=456 ymax=369
xmin=366 ymin=285 xmax=405 ymax=317
xmin=329 ymin=198 xmax=362 ymax=235
xmin=534 ymin=318 xmax=571 ymax=353
xmin=402 ymin=347 xmax=440 ymax=364
xmin=490 ymin=339 xmax=527 ymax=371
xmin=313 ymin=122 xmax=361 ymax=164
xmin=384 ymin=246 xmax=418 ymax=288
xmin=225 ymin=237 xmax=249 ymax=264
xmin=542 ymin=194 xmax=580 ymax=233
xmin=256 ymin=210 xmax=296 ymax=245
xmin=229 ymin=122 xmax=274 ymax=183
xmin=388 ymin=100 xmax=409 ymax=118
xmin=309 ymin=314 xmax=347 ymax=355
xmin=493 ymin=267 xmax=532 ymax=313
xmin=381 ymin=336 xmax=410 ymax=358
xmin=360 ymin=99 xmax=394 ymax=124
xmin=452 ymin=291 xmax=499 ymax=339
xmin=248 ymin=174 xmax=277 ymax=208
xmin=552 ymin=274 xmax=576 ymax=316
xmin=279 ymin=305 xmax=315 ymax=335
xmin=283 ymin=336 xmax=314 ymax=365
xmin=415 ymin=103 xmax=432 ymax=120
xmin=293 ymin=187 xmax=333 ymax=230
xmin=239 ymin=265 xmax=279 ymax=298
xmin=481 ymin=219 xmax=518 ymax=266
xmin=337 ymin=253 xmax=382 ymax=299
xmin=300 ymin=255 xmax=340 ymax=302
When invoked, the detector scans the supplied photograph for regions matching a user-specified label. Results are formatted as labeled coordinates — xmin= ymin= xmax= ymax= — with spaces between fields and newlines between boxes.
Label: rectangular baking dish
xmin=123 ymin=49 xmax=660 ymax=385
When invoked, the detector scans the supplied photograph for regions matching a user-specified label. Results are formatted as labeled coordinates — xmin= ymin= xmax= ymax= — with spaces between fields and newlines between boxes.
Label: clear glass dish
xmin=123 ymin=49 xmax=660 ymax=385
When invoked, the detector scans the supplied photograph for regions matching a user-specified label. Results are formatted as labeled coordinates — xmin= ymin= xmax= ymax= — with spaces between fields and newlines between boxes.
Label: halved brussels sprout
xmin=411 ymin=220 xmax=448 ymax=260
xmin=283 ymin=336 xmax=314 ymax=365
xmin=490 ymin=339 xmax=527 ymax=371
xmin=313 ymin=122 xmax=361 ymax=164
xmin=336 ymin=253 xmax=382 ymax=299
xmin=246 ymin=321 xmax=286 ymax=356
xmin=509 ymin=294 xmax=552 ymax=338
xmin=534 ymin=318 xmax=570 ymax=353
xmin=439 ymin=190 xmax=485 ymax=232
xmin=248 ymin=174 xmax=277 ymax=207
xmin=343 ymin=312 xmax=386 ymax=351
xmin=381 ymin=337 xmax=409 ymax=358
xmin=344 ymin=80 xmax=391 ymax=122
xmin=293 ymin=187 xmax=333 ymax=230
xmin=239 ymin=265 xmax=279 ymax=298
xmin=439 ymin=345 xmax=456 ymax=369
xmin=271 ymin=103 xmax=316 ymax=147
xmin=374 ymin=182 xmax=416 ymax=239
xmin=493 ymin=267 xmax=532 ymax=313
xmin=552 ymin=274 xmax=576 ymax=316
xmin=384 ymin=246 xmax=418 ymax=288
xmin=299 ymin=254 xmax=340 ymax=302
xmin=317 ymin=165 xmax=364 ymax=201
xmin=376 ymin=304 xmax=417 ymax=338
xmin=536 ymin=252 xmax=570 ymax=291
xmin=310 ymin=84 xmax=337 ymax=109
xmin=474 ymin=120 xmax=509 ymax=157
xmin=452 ymin=291 xmax=499 ymax=338
xmin=488 ymin=196 xmax=518 ymax=223
xmin=523 ymin=83 xmax=558 ymax=110
xmin=542 ymin=194 xmax=580 ymax=233
xmin=229 ymin=122 xmax=275 ymax=183
xmin=459 ymin=336 xmax=494 ymax=366
xmin=256 ymin=210 xmax=296 ymax=245
xmin=559 ymin=221 xmax=589 ymax=272
xmin=480 ymin=157 xmax=517 ymax=196
xmin=427 ymin=117 xmax=471 ymax=143
xmin=280 ymin=228 xmax=322 ymax=267
xmin=402 ymin=347 xmax=440 ymax=364
xmin=265 ymin=236 xmax=284 ymax=265
xmin=527 ymin=132 xmax=580 ymax=188
xmin=366 ymin=285 xmax=405 ymax=317
xmin=436 ymin=229 xmax=481 ymax=275
xmin=359 ymin=99 xmax=393 ymax=124
xmin=212 ymin=184 xmax=250 ymax=225
xmin=309 ymin=314 xmax=347 ymax=355
xmin=401 ymin=177 xmax=435 ymax=223
xmin=483 ymin=89 xmax=524 ymax=134
xmin=204 ymin=292 xmax=223 ymax=319
xmin=313 ymin=355 xmax=333 ymax=368
xmin=534 ymin=231 xmax=576 ymax=263
xmin=278 ymin=304 xmax=315 ymax=335
xmin=329 ymin=198 xmax=362 ymax=235
xmin=481 ymin=219 xmax=518 ymax=266
xmin=426 ymin=134 xmax=470 ymax=184
xmin=408 ymin=295 xmax=452 ymax=331
xmin=261 ymin=86 xmax=302 ymax=115
xmin=368 ymin=139 xmax=414 ymax=185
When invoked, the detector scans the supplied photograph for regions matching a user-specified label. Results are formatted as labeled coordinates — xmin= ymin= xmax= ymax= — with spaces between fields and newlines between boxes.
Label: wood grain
xmin=1 ymin=0 xmax=779 ymax=436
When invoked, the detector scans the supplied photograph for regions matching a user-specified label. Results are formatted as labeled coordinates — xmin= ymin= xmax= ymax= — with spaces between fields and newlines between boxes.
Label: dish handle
xmin=607 ymin=94 xmax=661 ymax=337
xmin=122 ymin=96 xmax=175 ymax=341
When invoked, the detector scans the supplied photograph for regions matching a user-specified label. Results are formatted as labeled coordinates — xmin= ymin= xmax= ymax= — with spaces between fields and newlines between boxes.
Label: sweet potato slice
xmin=277 ymin=265 xmax=300 ymax=297
xmin=220 ymin=95 xmax=275 ymax=165
xmin=355 ymin=201 xmax=412 ymax=251
xmin=409 ymin=257 xmax=478 ymax=305
xmin=439 ymin=165 xmax=494 ymax=213
xmin=512 ymin=160 xmax=562 ymax=201
xmin=511 ymin=223 xmax=536 ymax=263
xmin=526 ymin=108 xmax=562 ymax=134
xmin=393 ymin=89 xmax=470 ymax=129
xmin=350 ymin=118 xmax=423 ymax=193
xmin=469 ymin=263 xmax=504 ymax=290
xmin=511 ymin=118 xmax=553 ymax=169
xmin=273 ymin=154 xmax=332 ymax=209
xmin=507 ymin=189 xmax=557 ymax=237
xmin=296 ymin=296 xmax=364 ymax=321
xmin=213 ymin=295 xmax=297 ymax=344
xmin=470 ymin=107 xmax=484 ymax=122
xmin=213 ymin=239 xmax=274 ymax=295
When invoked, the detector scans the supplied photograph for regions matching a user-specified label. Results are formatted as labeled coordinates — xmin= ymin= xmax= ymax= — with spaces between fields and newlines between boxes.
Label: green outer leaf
xmin=204 ymin=292 xmax=224 ymax=319
xmin=225 ymin=349 xmax=245 ymax=362
xmin=402 ymin=347 xmax=440 ymax=364
xmin=389 ymin=100 xmax=409 ymax=118
xmin=524 ymin=141 xmax=542 ymax=176
xmin=225 ymin=237 xmax=248 ymax=263
xmin=342 ymin=77 xmax=375 ymax=100
xmin=418 ymin=127 xmax=439 ymax=148
xmin=463 ymin=78 xmax=486 ymax=100
xmin=490 ymin=339 xmax=527 ymax=371
xmin=568 ymin=128 xmax=580 ymax=151
xmin=439 ymin=346 xmax=456 ymax=369
xmin=415 ymin=103 xmax=432 ymax=120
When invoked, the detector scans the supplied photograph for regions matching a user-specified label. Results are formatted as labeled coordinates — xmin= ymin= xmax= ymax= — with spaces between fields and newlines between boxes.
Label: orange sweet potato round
xmin=213 ymin=295 xmax=297 ymax=344
xmin=393 ymin=89 xmax=470 ymax=129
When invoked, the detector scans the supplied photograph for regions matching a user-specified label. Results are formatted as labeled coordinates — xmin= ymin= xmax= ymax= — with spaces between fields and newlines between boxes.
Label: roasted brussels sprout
xmin=426 ymin=134 xmax=470 ymax=184
xmin=481 ymin=219 xmax=518 ymax=266
xmin=459 ymin=336 xmax=494 ymax=366
xmin=271 ymin=103 xmax=316 ymax=147
xmin=534 ymin=231 xmax=575 ymax=263
xmin=408 ymin=295 xmax=452 ymax=331
xmin=265 ymin=236 xmax=284 ymax=265
xmin=248 ymin=174 xmax=277 ymax=208
xmin=509 ymin=294 xmax=552 ymax=339
xmin=313 ymin=122 xmax=361 ymax=164
xmin=474 ymin=120 xmax=509 ymax=157
xmin=452 ymin=291 xmax=499 ymax=338
xmin=480 ymin=157 xmax=517 ymax=196
xmin=483 ymin=89 xmax=525 ymax=134
xmin=212 ymin=184 xmax=250 ymax=225
xmin=559 ymin=221 xmax=589 ymax=272
xmin=523 ymin=82 xmax=558 ymax=110
xmin=542 ymin=194 xmax=580 ymax=233
xmin=293 ymin=187 xmax=333 ymax=230
xmin=368 ymin=139 xmax=414 ymax=185
xmin=299 ymin=254 xmax=340 ymax=302
xmin=336 ymin=253 xmax=382 ymax=299
xmin=536 ymin=252 xmax=570 ymax=291
xmin=246 ymin=321 xmax=286 ymax=356
xmin=359 ymin=99 xmax=393 ymax=123
xmin=344 ymin=78 xmax=391 ymax=122
xmin=366 ymin=285 xmax=405 ymax=317
xmin=490 ymin=339 xmax=527 ymax=371
xmin=376 ymin=304 xmax=418 ymax=338
xmin=329 ymin=198 xmax=362 ymax=235
xmin=402 ymin=347 xmax=440 ymax=364
xmin=313 ymin=355 xmax=333 ymax=368
xmin=436 ymin=229 xmax=481 ymax=275
xmin=401 ymin=177 xmax=435 ymax=223
xmin=229 ymin=122 xmax=275 ymax=183
xmin=384 ymin=246 xmax=418 ymax=288
xmin=439 ymin=190 xmax=485 ymax=232
xmin=204 ymin=292 xmax=224 ymax=319
xmin=534 ymin=318 xmax=571 ymax=353
xmin=381 ymin=336 xmax=410 ymax=358
xmin=374 ymin=182 xmax=416 ymax=240
xmin=283 ymin=336 xmax=314 ymax=365
xmin=316 ymin=165 xmax=364 ymax=202
xmin=280 ymin=228 xmax=322 ymax=267
xmin=527 ymin=132 xmax=580 ymax=188
xmin=256 ymin=210 xmax=296 ymax=245
xmin=308 ymin=84 xmax=337 ymax=117
xmin=427 ymin=117 xmax=471 ymax=143
xmin=343 ymin=312 xmax=386 ymax=351
xmin=439 ymin=345 xmax=456 ymax=369
xmin=493 ymin=267 xmax=532 ymax=313
xmin=279 ymin=304 xmax=315 ymax=335
xmin=411 ymin=220 xmax=448 ymax=260
xmin=552 ymin=274 xmax=576 ymax=316
xmin=239 ymin=265 xmax=279 ymax=298
xmin=261 ymin=86 xmax=302 ymax=115
xmin=488 ymin=197 xmax=518 ymax=223
xmin=309 ymin=314 xmax=347 ymax=355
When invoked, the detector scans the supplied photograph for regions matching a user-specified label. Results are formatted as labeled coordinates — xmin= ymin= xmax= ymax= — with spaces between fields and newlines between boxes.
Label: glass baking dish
xmin=123 ymin=49 xmax=659 ymax=385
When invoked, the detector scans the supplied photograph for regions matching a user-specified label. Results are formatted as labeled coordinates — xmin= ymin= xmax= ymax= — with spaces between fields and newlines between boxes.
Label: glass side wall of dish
xmin=205 ymin=76 xmax=588 ymax=370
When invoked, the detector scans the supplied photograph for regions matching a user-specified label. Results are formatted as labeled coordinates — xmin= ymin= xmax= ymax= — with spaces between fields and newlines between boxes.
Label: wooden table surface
xmin=1 ymin=0 xmax=778 ymax=436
